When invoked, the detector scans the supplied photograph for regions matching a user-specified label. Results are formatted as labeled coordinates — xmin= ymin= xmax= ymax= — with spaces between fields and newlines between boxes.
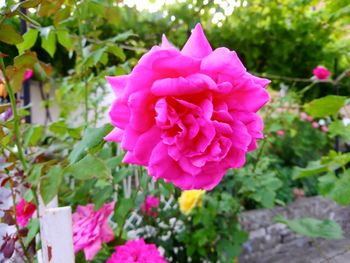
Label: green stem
xmin=0 ymin=57 xmax=28 ymax=171
xmin=253 ymin=138 xmax=267 ymax=173
xmin=75 ymin=2 xmax=88 ymax=127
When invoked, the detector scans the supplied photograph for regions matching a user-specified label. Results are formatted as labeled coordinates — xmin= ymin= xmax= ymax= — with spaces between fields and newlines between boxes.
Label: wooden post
xmin=40 ymin=207 xmax=75 ymax=263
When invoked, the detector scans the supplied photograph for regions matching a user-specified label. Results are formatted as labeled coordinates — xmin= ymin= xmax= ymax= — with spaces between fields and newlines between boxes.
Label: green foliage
xmin=275 ymin=216 xmax=343 ymax=240
xmin=304 ymin=95 xmax=347 ymax=118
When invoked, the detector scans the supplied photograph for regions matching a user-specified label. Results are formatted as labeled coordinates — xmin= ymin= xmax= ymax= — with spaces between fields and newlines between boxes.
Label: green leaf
xmin=318 ymin=171 xmax=350 ymax=206
xmin=40 ymin=165 xmax=63 ymax=205
xmin=112 ymin=169 xmax=129 ymax=184
xmin=0 ymin=24 xmax=23 ymax=44
xmin=328 ymin=121 xmax=350 ymax=141
xmin=114 ymin=197 xmax=134 ymax=227
xmin=41 ymin=28 xmax=56 ymax=57
xmin=69 ymin=124 xmax=112 ymax=164
xmin=23 ymin=125 xmax=44 ymax=147
xmin=16 ymin=28 xmax=39 ymax=54
xmin=304 ymin=95 xmax=347 ymax=118
xmin=49 ymin=120 xmax=67 ymax=136
xmin=106 ymin=155 xmax=124 ymax=169
xmin=26 ymin=164 xmax=43 ymax=186
xmin=110 ymin=30 xmax=135 ymax=42
xmin=57 ymin=29 xmax=73 ymax=50
xmin=54 ymin=7 xmax=71 ymax=28
xmin=293 ymin=161 xmax=328 ymax=179
xmin=25 ymin=218 xmax=40 ymax=247
xmin=107 ymin=46 xmax=126 ymax=61
xmin=65 ymin=154 xmax=110 ymax=180
xmin=275 ymin=216 xmax=343 ymax=240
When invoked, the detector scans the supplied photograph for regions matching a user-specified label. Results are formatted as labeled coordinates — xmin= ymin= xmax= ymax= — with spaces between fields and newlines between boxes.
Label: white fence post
xmin=40 ymin=207 xmax=75 ymax=263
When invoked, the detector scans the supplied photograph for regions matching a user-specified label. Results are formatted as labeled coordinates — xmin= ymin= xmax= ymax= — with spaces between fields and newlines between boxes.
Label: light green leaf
xmin=57 ymin=29 xmax=73 ymax=50
xmin=304 ymin=95 xmax=347 ymax=118
xmin=328 ymin=121 xmax=350 ymax=141
xmin=65 ymin=154 xmax=110 ymax=180
xmin=41 ymin=29 xmax=56 ymax=57
xmin=275 ymin=216 xmax=343 ymax=240
xmin=16 ymin=28 xmax=39 ymax=54
xmin=25 ymin=218 xmax=40 ymax=247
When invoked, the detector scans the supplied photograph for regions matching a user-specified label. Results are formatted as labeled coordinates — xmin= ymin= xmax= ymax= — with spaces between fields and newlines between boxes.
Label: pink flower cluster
xmin=16 ymin=198 xmax=36 ymax=227
xmin=72 ymin=202 xmax=115 ymax=260
xmin=107 ymin=239 xmax=167 ymax=263
xmin=105 ymin=24 xmax=270 ymax=190
xmin=300 ymin=112 xmax=328 ymax=133
xmin=141 ymin=195 xmax=160 ymax=217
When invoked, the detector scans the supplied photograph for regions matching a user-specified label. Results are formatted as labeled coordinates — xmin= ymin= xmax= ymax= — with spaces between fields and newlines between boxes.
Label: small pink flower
xmin=300 ymin=112 xmax=309 ymax=120
xmin=313 ymin=66 xmax=330 ymax=80
xmin=141 ymin=195 xmax=160 ymax=217
xmin=106 ymin=239 xmax=167 ymax=263
xmin=16 ymin=198 xmax=36 ymax=227
xmin=306 ymin=116 xmax=313 ymax=122
xmin=276 ymin=130 xmax=285 ymax=137
xmin=105 ymin=23 xmax=270 ymax=190
xmin=23 ymin=69 xmax=33 ymax=81
xmin=312 ymin=122 xmax=320 ymax=128
xmin=321 ymin=125 xmax=329 ymax=132
xmin=73 ymin=202 xmax=115 ymax=260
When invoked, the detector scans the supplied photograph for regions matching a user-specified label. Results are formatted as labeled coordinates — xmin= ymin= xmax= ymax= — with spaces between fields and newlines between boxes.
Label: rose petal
xmin=182 ymin=23 xmax=212 ymax=59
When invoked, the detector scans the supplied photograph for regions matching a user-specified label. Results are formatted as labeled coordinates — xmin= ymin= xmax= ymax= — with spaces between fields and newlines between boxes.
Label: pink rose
xmin=312 ymin=122 xmax=319 ymax=128
xmin=276 ymin=130 xmax=285 ymax=137
xmin=23 ymin=69 xmax=33 ymax=81
xmin=105 ymin=24 xmax=270 ymax=190
xmin=72 ymin=202 xmax=115 ymax=260
xmin=16 ymin=198 xmax=36 ymax=227
xmin=141 ymin=195 xmax=160 ymax=217
xmin=313 ymin=66 xmax=330 ymax=80
xmin=106 ymin=239 xmax=167 ymax=263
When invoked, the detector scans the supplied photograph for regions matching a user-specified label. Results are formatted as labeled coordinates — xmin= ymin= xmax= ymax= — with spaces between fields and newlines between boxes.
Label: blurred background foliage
xmin=1 ymin=0 xmax=350 ymax=262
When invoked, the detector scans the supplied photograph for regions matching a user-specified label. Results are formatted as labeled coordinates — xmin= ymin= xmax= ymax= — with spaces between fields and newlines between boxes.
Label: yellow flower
xmin=178 ymin=190 xmax=205 ymax=215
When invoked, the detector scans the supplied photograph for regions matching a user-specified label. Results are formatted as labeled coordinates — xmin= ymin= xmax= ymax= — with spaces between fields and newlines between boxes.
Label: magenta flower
xmin=105 ymin=24 xmax=270 ymax=190
xmin=313 ymin=66 xmax=330 ymax=80
xmin=16 ymin=198 xmax=36 ymax=227
xmin=23 ymin=69 xmax=33 ymax=81
xmin=106 ymin=239 xmax=167 ymax=263
xmin=72 ymin=202 xmax=115 ymax=260
xmin=141 ymin=195 xmax=160 ymax=217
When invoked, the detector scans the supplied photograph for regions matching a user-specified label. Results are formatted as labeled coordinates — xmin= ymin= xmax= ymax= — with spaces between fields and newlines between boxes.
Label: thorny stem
xmin=75 ymin=2 xmax=89 ymax=127
xmin=0 ymin=57 xmax=28 ymax=171
xmin=10 ymin=181 xmax=32 ymax=263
